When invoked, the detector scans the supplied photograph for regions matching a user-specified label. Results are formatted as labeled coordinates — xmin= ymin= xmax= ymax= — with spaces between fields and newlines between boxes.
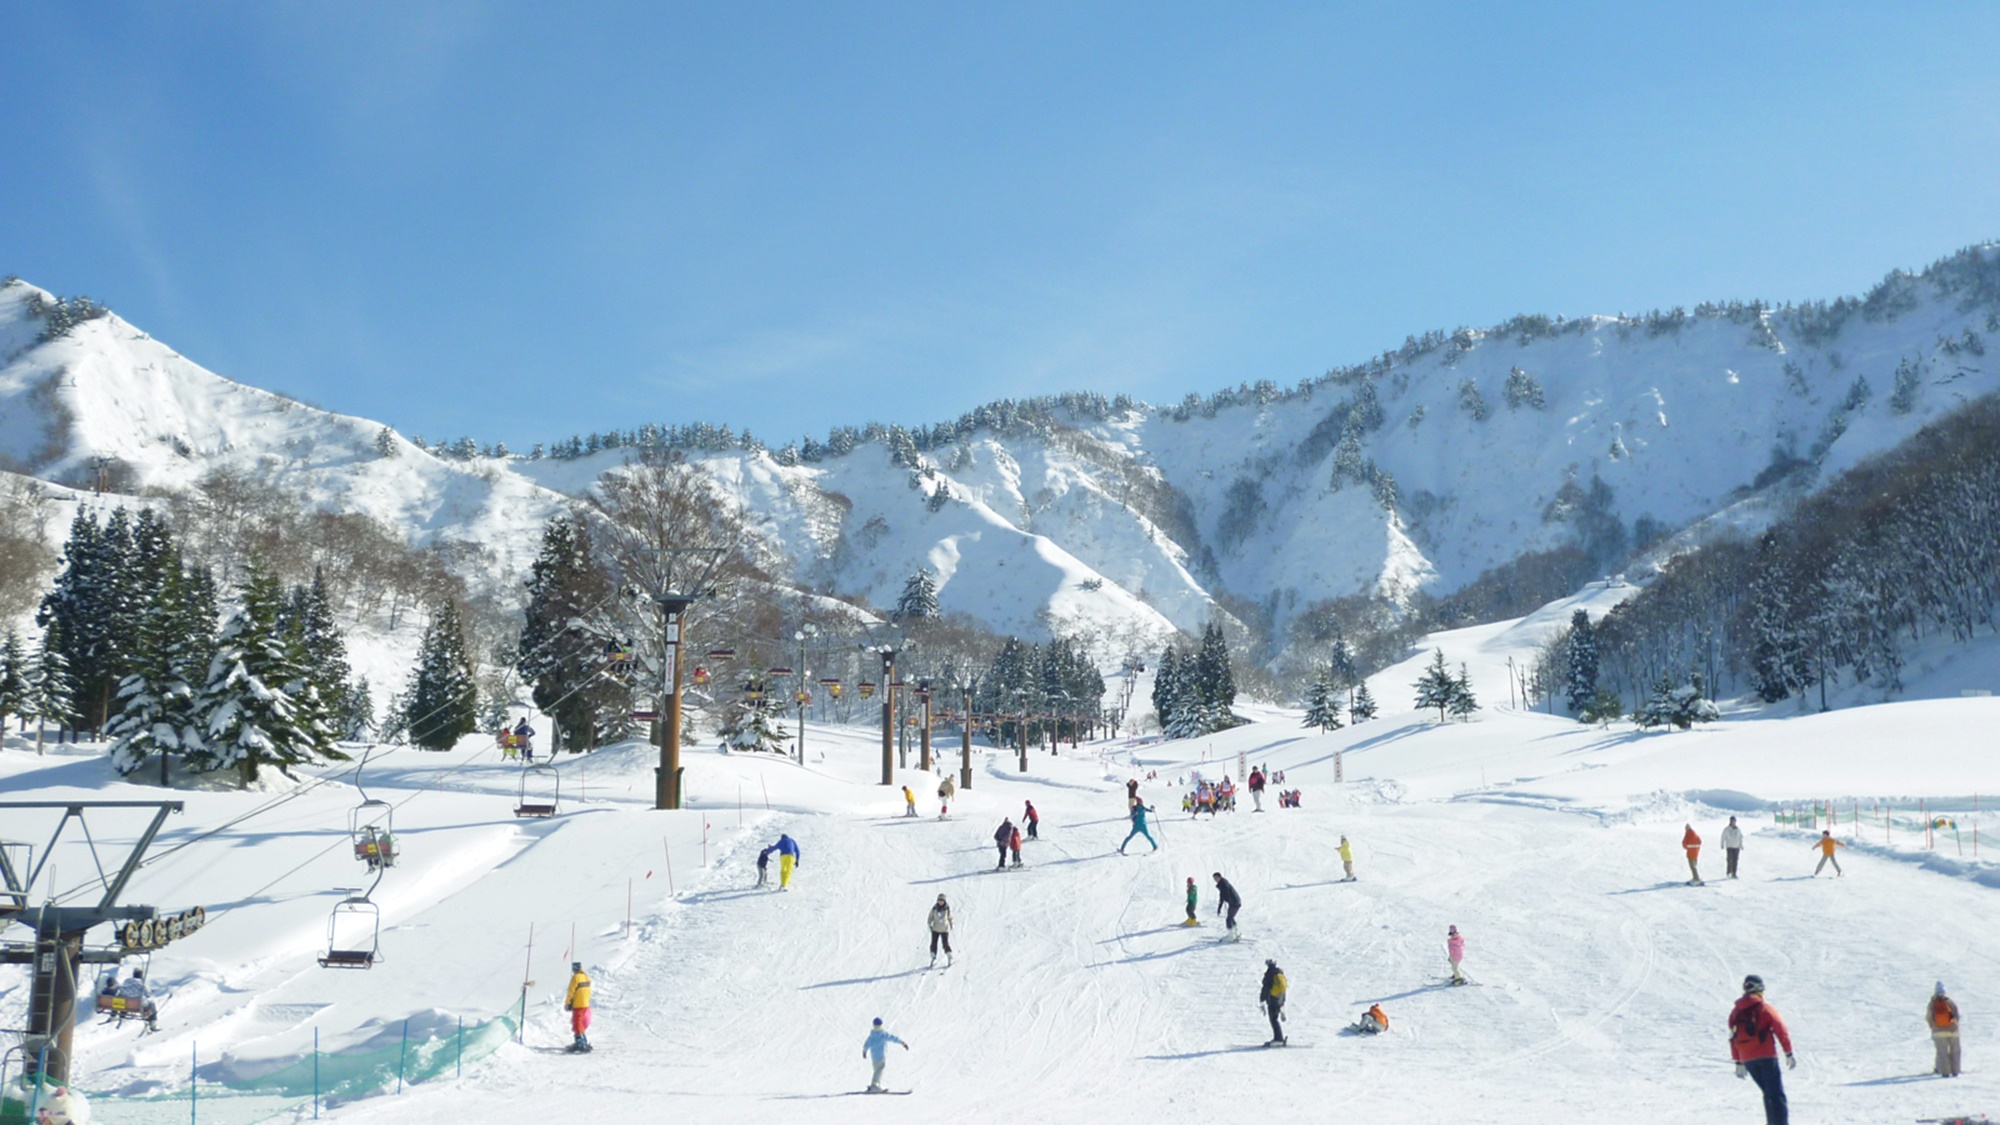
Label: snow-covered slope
xmin=6 ymin=246 xmax=1999 ymax=653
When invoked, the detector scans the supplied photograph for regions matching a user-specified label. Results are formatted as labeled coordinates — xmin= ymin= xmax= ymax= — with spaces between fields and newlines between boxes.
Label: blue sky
xmin=6 ymin=3 xmax=2000 ymax=451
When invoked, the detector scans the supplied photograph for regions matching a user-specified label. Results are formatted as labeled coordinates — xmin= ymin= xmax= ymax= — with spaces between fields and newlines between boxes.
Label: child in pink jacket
xmin=1447 ymin=925 xmax=1467 ymax=985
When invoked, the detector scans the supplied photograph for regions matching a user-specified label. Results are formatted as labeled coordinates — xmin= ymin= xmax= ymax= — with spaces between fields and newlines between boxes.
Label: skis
xmin=854 ymin=1089 xmax=913 ymax=1096
xmin=1218 ymin=930 xmax=1243 ymax=943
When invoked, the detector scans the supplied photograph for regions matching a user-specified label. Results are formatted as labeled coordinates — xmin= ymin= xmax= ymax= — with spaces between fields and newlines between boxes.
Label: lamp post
xmin=916 ymin=680 xmax=933 ymax=772
xmin=863 ymin=642 xmax=898 ymax=785
xmin=653 ymin=594 xmax=696 ymax=810
xmin=959 ymin=675 xmax=976 ymax=790
xmin=795 ymin=626 xmax=816 ymax=765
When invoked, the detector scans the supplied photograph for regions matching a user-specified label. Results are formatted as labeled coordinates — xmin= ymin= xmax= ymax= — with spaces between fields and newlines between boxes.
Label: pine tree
xmin=38 ymin=509 xmax=140 ymax=733
xmin=1151 ymin=647 xmax=1183 ymax=736
xmin=1327 ymin=635 xmax=1359 ymax=707
xmin=374 ymin=427 xmax=399 ymax=458
xmin=1348 ymin=682 xmax=1378 ymax=723
xmin=1580 ymin=687 xmax=1624 ymax=727
xmin=108 ymin=561 xmax=210 ymax=780
xmin=718 ymin=699 xmax=791 ymax=753
xmin=0 ymin=630 xmax=27 ymax=730
xmin=1303 ymin=670 xmax=1344 ymax=732
xmin=1564 ymin=609 xmax=1598 ymax=718
xmin=24 ymin=623 xmax=76 ymax=752
xmin=1413 ymin=648 xmax=1457 ymax=722
xmin=340 ymin=676 xmax=376 ymax=740
xmin=197 ymin=561 xmax=341 ymax=783
xmin=1192 ymin=621 xmax=1237 ymax=717
xmin=403 ymin=601 xmax=479 ymax=751
xmin=1635 ymin=672 xmax=1720 ymax=731
xmin=516 ymin=515 xmax=618 ymax=753
xmin=894 ymin=571 xmax=942 ymax=622
xmin=295 ymin=569 xmax=352 ymax=725
xmin=1447 ymin=663 xmax=1480 ymax=721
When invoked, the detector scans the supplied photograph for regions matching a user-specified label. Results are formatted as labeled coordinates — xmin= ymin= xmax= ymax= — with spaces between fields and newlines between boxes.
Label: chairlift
xmin=515 ymin=762 xmax=561 ymax=818
xmin=742 ymin=681 xmax=766 ymax=702
xmin=605 ymin=639 xmax=636 ymax=670
xmin=705 ymin=647 xmax=737 ymax=662
xmin=319 ymin=890 xmax=382 ymax=969
xmin=350 ymin=800 xmax=398 ymax=872
xmin=93 ymin=950 xmax=159 ymax=1029
xmin=859 ymin=681 xmax=877 ymax=699
xmin=766 ymin=665 xmax=794 ymax=677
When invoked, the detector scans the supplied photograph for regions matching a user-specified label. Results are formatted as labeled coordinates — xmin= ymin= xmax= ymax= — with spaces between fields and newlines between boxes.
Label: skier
xmin=774 ymin=833 xmax=801 ymax=890
xmin=1213 ymin=872 xmax=1242 ymax=937
xmin=1349 ymin=1004 xmax=1388 ymax=1035
xmin=902 ymin=785 xmax=917 ymax=818
xmin=938 ymin=774 xmax=956 ymax=819
xmin=1929 ymin=981 xmax=1961 ymax=1077
xmin=1446 ymin=925 xmax=1467 ymax=984
xmin=1682 ymin=823 xmax=1704 ymax=885
xmin=1009 ymin=822 xmax=1024 ymax=868
xmin=1721 ymin=816 xmax=1745 ymax=879
xmin=1023 ymin=800 xmax=1039 ymax=839
xmin=564 ymin=962 xmax=592 ymax=1052
xmin=1248 ymin=768 xmax=1266 ymax=812
xmin=1727 ymin=974 xmax=1795 ymax=1125
xmin=514 ymin=716 xmax=536 ymax=763
xmin=927 ymin=894 xmax=954 ymax=967
xmin=755 ymin=844 xmax=775 ymax=888
xmin=1119 ymin=800 xmax=1159 ymax=854
xmin=1338 ymin=835 xmax=1356 ymax=881
xmin=993 ymin=818 xmax=1015 ymax=870
xmin=1184 ymin=876 xmax=1198 ymax=925
xmin=1810 ymin=830 xmax=1844 ymax=877
xmin=1260 ymin=959 xmax=1288 ymax=1046
xmin=862 ymin=1017 xmax=909 ymax=1093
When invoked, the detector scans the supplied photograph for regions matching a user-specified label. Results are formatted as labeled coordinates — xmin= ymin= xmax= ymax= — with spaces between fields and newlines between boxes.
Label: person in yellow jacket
xmin=564 ymin=962 xmax=593 ymax=1052
xmin=1811 ymin=830 xmax=1844 ymax=877
xmin=1260 ymin=959 xmax=1289 ymax=1046
xmin=1338 ymin=835 xmax=1356 ymax=882
xmin=1929 ymin=982 xmax=1961 ymax=1077
xmin=901 ymin=785 xmax=917 ymax=818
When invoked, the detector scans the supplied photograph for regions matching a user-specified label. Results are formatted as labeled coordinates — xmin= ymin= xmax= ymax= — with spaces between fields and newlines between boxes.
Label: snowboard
xmin=1218 ymin=930 xmax=1244 ymax=943
xmin=853 ymin=1089 xmax=913 ymax=1096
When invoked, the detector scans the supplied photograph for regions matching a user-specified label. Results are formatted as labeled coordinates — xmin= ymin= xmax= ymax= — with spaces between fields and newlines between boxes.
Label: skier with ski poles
xmin=1727 ymin=974 xmax=1795 ymax=1125
xmin=1213 ymin=872 xmax=1242 ymax=937
xmin=862 ymin=1017 xmax=909 ymax=1093
xmin=927 ymin=894 xmax=954 ymax=967
xmin=1260 ymin=959 xmax=1288 ymax=1046
xmin=993 ymin=818 xmax=1015 ymax=870
xmin=1721 ymin=816 xmax=1745 ymax=878
xmin=1120 ymin=800 xmax=1159 ymax=854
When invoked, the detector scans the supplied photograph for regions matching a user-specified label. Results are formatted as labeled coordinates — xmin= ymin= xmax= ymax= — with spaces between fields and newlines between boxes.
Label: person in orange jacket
xmin=1929 ymin=981 xmax=1961 ymax=1077
xmin=1811 ymin=830 xmax=1844 ymax=877
xmin=1728 ymin=974 xmax=1794 ymax=1124
xmin=1682 ymin=824 xmax=1704 ymax=886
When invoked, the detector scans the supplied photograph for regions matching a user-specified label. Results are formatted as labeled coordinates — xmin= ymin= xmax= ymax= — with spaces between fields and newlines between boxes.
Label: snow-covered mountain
xmin=5 ymin=245 xmax=1998 ymax=654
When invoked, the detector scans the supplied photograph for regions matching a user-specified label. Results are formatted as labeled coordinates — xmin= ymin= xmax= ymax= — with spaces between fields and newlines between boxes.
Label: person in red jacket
xmin=1728 ymin=974 xmax=1795 ymax=1124
xmin=1023 ymin=800 xmax=1040 ymax=840
xmin=1682 ymin=824 xmax=1704 ymax=886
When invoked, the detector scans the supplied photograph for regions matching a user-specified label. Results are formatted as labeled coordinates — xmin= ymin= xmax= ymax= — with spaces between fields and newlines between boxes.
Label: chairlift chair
xmin=515 ymin=763 xmax=561 ymax=818
xmin=94 ymin=949 xmax=159 ymax=1029
xmin=349 ymin=799 xmax=397 ymax=871
xmin=319 ymin=891 xmax=382 ymax=969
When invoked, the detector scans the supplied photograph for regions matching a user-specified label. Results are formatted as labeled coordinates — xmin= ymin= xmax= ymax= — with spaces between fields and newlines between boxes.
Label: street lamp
xmin=860 ymin=639 xmax=900 ymax=785
xmin=915 ymin=680 xmax=933 ymax=771
xmin=957 ymin=673 xmax=978 ymax=790
xmin=794 ymin=625 xmax=816 ymax=764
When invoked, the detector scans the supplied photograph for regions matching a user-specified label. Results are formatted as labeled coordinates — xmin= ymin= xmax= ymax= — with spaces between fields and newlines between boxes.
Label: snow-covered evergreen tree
xmin=718 ymin=700 xmax=791 ymax=753
xmin=403 ymin=601 xmax=480 ymax=751
xmin=1564 ymin=609 xmax=1598 ymax=717
xmin=1150 ymin=647 xmax=1183 ymax=735
xmin=894 ymin=570 xmax=941 ymax=622
xmin=293 ymin=569 xmax=352 ymax=726
xmin=38 ymin=508 xmax=140 ymax=732
xmin=196 ymin=562 xmax=340 ymax=783
xmin=0 ymin=630 xmax=27 ymax=729
xmin=374 ymin=427 xmax=399 ymax=458
xmin=1580 ymin=687 xmax=1624 ymax=727
xmin=1192 ymin=621 xmax=1237 ymax=716
xmin=23 ymin=623 xmax=76 ymax=751
xmin=339 ymin=676 xmax=376 ymax=741
xmin=1634 ymin=672 xmax=1721 ymax=731
xmin=1349 ymin=682 xmax=1378 ymax=723
xmin=1303 ymin=669 xmax=1344 ymax=732
xmin=108 ymin=562 xmax=210 ymax=780
xmin=1447 ymin=663 xmax=1480 ymax=721
xmin=1412 ymin=648 xmax=1457 ymax=722
xmin=517 ymin=515 xmax=620 ymax=754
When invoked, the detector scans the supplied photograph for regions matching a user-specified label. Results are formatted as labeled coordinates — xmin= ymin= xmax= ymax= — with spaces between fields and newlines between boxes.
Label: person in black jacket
xmin=1213 ymin=872 xmax=1242 ymax=936
xmin=1260 ymin=959 xmax=1288 ymax=1046
xmin=993 ymin=818 xmax=1014 ymax=870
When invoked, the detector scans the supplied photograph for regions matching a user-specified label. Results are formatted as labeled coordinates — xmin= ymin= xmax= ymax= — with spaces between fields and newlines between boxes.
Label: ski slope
xmin=7 ymin=663 xmax=2000 ymax=1124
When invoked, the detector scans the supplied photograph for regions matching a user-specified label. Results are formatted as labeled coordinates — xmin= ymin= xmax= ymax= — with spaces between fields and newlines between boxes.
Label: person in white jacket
xmin=927 ymin=894 xmax=954 ymax=967
xmin=1721 ymin=816 xmax=1745 ymax=879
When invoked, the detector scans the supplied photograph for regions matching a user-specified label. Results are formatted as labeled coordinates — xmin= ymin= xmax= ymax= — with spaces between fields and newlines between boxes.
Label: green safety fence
xmin=4 ymin=1012 xmax=517 ymax=1125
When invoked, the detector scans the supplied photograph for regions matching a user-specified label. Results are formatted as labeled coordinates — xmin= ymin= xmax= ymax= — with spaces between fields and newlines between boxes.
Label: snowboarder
xmin=1349 ymin=1004 xmax=1388 ymax=1035
xmin=1009 ymin=823 xmax=1024 ymax=868
xmin=862 ymin=1017 xmax=909 ymax=1093
xmin=938 ymin=774 xmax=955 ymax=819
xmin=774 ymin=833 xmax=801 ymax=890
xmin=1023 ymin=800 xmax=1039 ymax=839
xmin=1682 ymin=823 xmax=1703 ymax=885
xmin=1119 ymin=801 xmax=1159 ymax=854
xmin=564 ymin=962 xmax=592 ymax=1052
xmin=1338 ymin=835 xmax=1355 ymax=881
xmin=1446 ymin=925 xmax=1467 ymax=984
xmin=1248 ymin=768 xmax=1266 ymax=812
xmin=1929 ymin=981 xmax=1961 ymax=1077
xmin=1213 ymin=872 xmax=1242 ymax=936
xmin=1810 ymin=830 xmax=1844 ymax=877
xmin=756 ymin=844 xmax=775 ymax=887
xmin=1727 ymin=974 xmax=1795 ymax=1125
xmin=902 ymin=785 xmax=917 ymax=818
xmin=1184 ymin=877 xmax=1198 ymax=925
xmin=1260 ymin=959 xmax=1288 ymax=1045
xmin=927 ymin=894 xmax=954 ymax=966
xmin=1721 ymin=816 xmax=1744 ymax=878
xmin=514 ymin=717 xmax=536 ymax=763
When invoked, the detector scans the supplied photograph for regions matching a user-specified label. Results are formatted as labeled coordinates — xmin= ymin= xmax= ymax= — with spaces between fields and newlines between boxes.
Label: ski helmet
xmin=572 ymin=962 xmax=582 ymax=972
xmin=872 ymin=1017 xmax=883 ymax=1027
xmin=1742 ymin=974 xmax=1765 ymax=994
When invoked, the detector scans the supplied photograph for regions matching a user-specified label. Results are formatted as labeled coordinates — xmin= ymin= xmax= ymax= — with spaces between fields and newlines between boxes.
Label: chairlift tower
xmin=0 ymin=800 xmax=190 ymax=1086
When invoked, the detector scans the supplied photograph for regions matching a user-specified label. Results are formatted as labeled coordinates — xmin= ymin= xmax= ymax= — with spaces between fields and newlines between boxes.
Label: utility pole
xmin=654 ymin=594 xmax=695 ymax=810
xmin=869 ymin=646 xmax=896 ymax=785
xmin=917 ymin=681 xmax=933 ymax=772
xmin=959 ymin=677 xmax=975 ymax=790
xmin=794 ymin=626 xmax=815 ymax=766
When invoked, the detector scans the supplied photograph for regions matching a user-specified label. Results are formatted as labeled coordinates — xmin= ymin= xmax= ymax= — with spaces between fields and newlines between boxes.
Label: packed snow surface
xmin=6 ymin=611 xmax=2000 ymax=1123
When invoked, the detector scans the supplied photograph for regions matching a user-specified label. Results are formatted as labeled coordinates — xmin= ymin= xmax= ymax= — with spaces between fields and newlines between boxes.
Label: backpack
xmin=1931 ymin=995 xmax=1956 ymax=1029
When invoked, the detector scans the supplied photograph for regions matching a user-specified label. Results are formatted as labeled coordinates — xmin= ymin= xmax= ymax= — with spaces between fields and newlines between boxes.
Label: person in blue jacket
xmin=774 ymin=833 xmax=801 ymax=890
xmin=1120 ymin=801 xmax=1159 ymax=854
xmin=862 ymin=1016 xmax=909 ymax=1092
xmin=756 ymin=844 xmax=776 ymax=887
